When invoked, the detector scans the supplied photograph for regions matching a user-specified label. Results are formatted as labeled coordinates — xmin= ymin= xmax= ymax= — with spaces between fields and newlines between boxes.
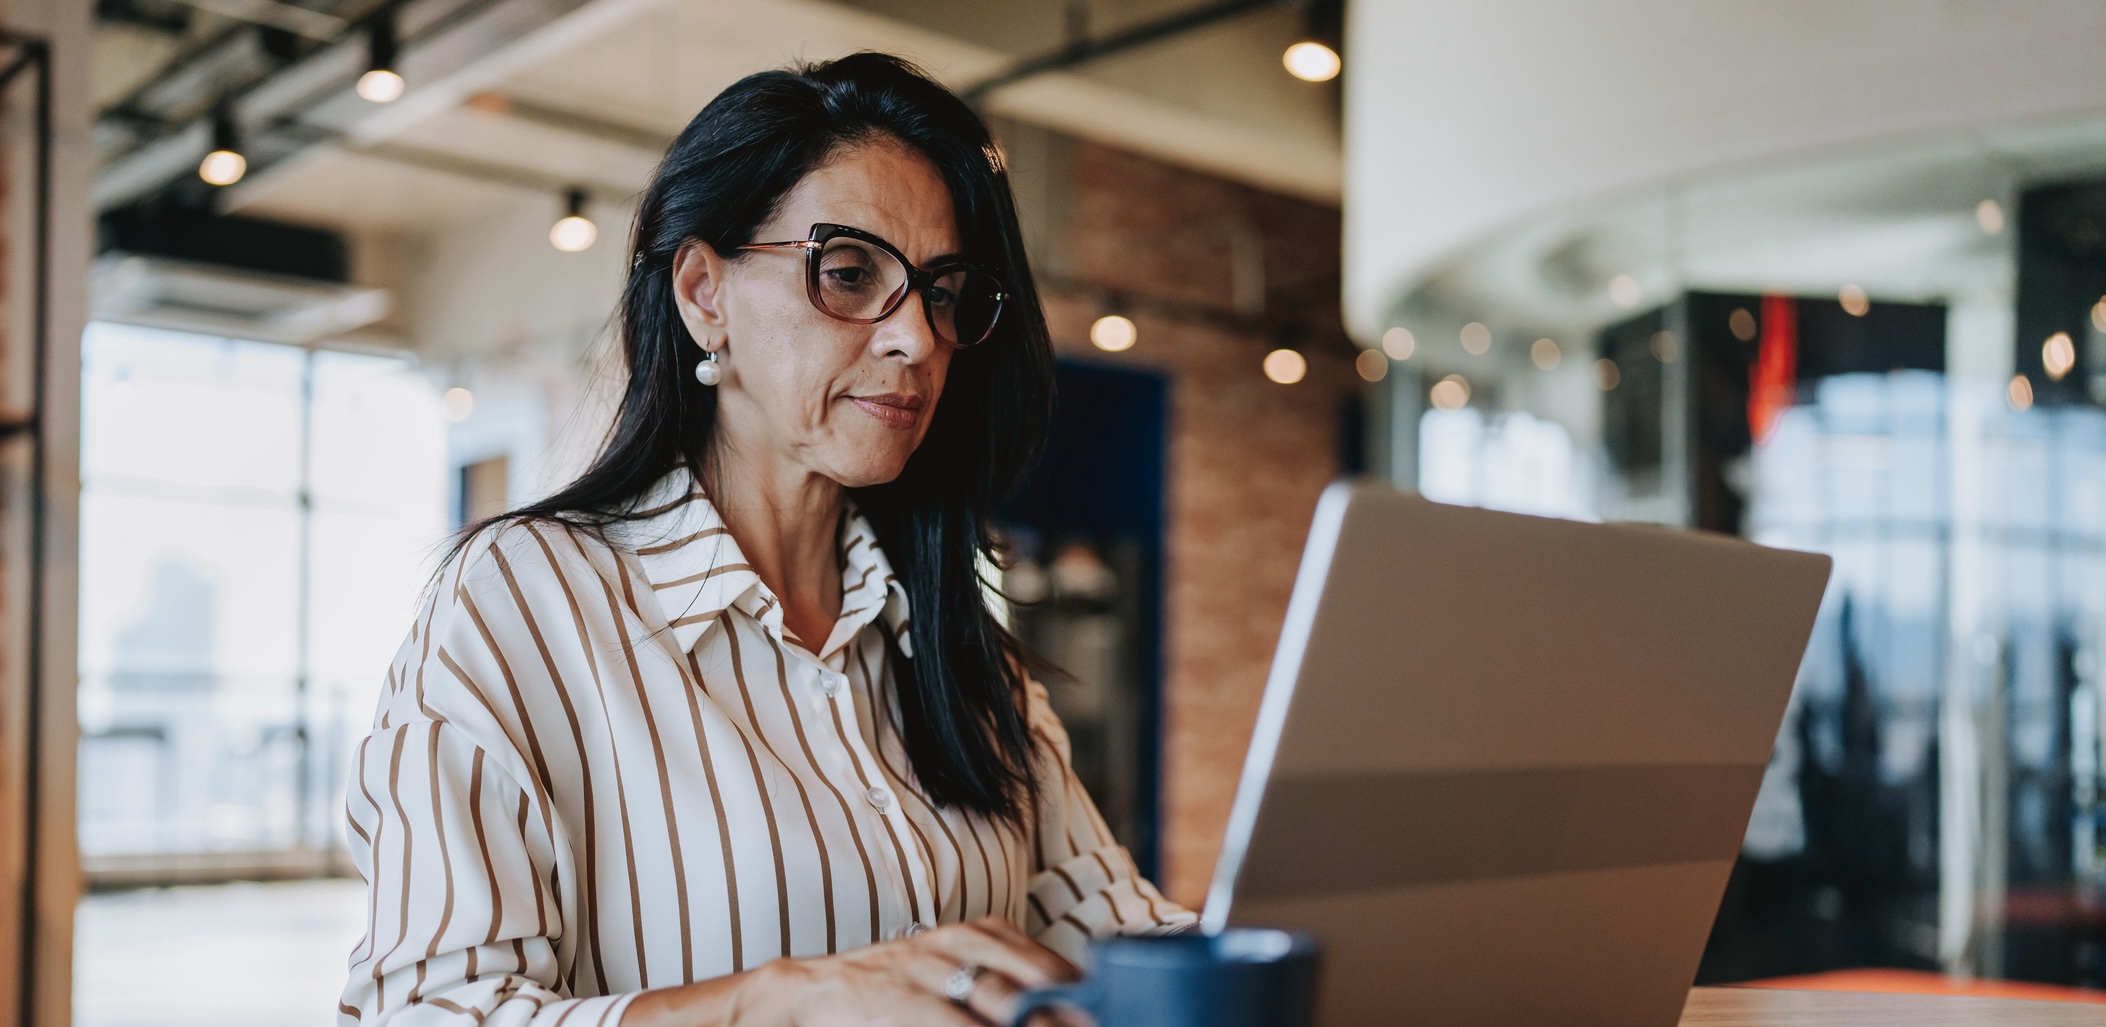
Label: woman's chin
xmin=820 ymin=452 xmax=914 ymax=490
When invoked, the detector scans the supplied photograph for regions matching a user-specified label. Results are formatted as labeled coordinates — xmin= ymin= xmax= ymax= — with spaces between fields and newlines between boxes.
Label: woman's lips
xmin=849 ymin=393 xmax=925 ymax=429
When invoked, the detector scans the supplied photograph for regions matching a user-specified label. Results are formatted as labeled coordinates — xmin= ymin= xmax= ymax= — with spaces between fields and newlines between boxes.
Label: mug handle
xmin=1007 ymin=981 xmax=1096 ymax=1027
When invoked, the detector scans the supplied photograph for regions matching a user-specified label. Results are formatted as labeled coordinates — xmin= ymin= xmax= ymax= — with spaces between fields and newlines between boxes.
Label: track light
xmin=549 ymin=187 xmax=597 ymax=252
xmin=198 ymin=108 xmax=246 ymax=186
xmin=357 ymin=14 xmax=405 ymax=103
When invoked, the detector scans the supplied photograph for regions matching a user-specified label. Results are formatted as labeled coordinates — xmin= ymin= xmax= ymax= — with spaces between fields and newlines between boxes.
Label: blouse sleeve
xmin=1018 ymin=676 xmax=1198 ymax=963
xmin=338 ymin=537 xmax=634 ymax=1027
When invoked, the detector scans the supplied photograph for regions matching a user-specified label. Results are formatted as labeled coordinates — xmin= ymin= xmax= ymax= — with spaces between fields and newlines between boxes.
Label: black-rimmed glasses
xmin=740 ymin=223 xmax=1007 ymax=347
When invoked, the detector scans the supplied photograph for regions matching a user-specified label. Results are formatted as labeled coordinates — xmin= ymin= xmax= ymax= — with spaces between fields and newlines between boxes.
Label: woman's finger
xmin=958 ymin=966 xmax=1028 ymax=1026
xmin=920 ymin=919 xmax=1078 ymax=986
xmin=975 ymin=917 xmax=1082 ymax=977
xmin=879 ymin=947 xmax=1008 ymax=1025
xmin=805 ymin=959 xmax=994 ymax=1027
xmin=918 ymin=961 xmax=1060 ymax=1027
xmin=917 ymin=936 xmax=1055 ymax=992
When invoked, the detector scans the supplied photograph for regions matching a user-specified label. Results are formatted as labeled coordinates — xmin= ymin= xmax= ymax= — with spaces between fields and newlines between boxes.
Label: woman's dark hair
xmin=469 ymin=52 xmax=1054 ymax=823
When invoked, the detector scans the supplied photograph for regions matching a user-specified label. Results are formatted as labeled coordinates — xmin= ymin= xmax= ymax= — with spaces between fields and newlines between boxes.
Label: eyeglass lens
xmin=815 ymin=236 xmax=1003 ymax=346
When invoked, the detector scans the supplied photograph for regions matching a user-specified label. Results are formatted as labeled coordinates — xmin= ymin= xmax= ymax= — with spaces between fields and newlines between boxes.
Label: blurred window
xmin=1420 ymin=407 xmax=1594 ymax=519
xmin=76 ymin=322 xmax=447 ymax=869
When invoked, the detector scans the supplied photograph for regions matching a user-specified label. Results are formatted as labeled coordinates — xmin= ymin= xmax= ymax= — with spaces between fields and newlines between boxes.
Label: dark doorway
xmin=998 ymin=359 xmax=1169 ymax=878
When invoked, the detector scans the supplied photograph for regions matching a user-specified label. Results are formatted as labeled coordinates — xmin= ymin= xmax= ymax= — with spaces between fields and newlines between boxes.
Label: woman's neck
xmin=703 ymin=444 xmax=846 ymax=651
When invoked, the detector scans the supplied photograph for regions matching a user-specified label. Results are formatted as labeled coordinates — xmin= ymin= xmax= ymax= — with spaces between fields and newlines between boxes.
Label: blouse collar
xmin=615 ymin=470 xmax=913 ymax=660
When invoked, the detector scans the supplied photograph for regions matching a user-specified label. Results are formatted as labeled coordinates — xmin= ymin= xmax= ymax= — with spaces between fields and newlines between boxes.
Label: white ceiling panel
xmin=231 ymin=147 xmax=525 ymax=232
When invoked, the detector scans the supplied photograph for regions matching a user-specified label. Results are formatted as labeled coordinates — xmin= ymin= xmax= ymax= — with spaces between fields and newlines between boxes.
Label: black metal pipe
xmin=98 ymin=0 xmax=421 ymax=169
xmin=0 ymin=48 xmax=36 ymax=91
xmin=0 ymin=27 xmax=52 ymax=1027
xmin=962 ymin=0 xmax=1287 ymax=103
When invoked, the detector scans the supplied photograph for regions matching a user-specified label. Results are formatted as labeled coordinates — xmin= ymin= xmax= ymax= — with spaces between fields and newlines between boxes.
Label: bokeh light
xmin=1263 ymin=348 xmax=1307 ymax=384
xmin=1090 ymin=314 xmax=1138 ymax=352
xmin=1381 ymin=327 xmax=1414 ymax=360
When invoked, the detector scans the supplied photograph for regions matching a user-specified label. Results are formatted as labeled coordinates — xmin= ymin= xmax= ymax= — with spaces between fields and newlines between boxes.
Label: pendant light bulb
xmin=199 ymin=108 xmax=246 ymax=186
xmin=358 ymin=68 xmax=404 ymax=103
xmin=357 ymin=15 xmax=404 ymax=102
xmin=550 ymin=187 xmax=598 ymax=252
xmin=1282 ymin=40 xmax=1341 ymax=82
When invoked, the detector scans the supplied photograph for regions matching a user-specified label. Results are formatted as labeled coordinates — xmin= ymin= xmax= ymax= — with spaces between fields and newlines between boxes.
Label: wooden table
xmin=1679 ymin=986 xmax=2106 ymax=1025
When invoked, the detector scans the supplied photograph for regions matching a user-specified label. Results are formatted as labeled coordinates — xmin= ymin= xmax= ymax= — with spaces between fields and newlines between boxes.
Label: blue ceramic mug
xmin=1009 ymin=928 xmax=1319 ymax=1027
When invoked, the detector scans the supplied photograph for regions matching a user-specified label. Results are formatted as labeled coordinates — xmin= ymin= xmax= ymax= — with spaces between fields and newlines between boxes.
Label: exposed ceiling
xmin=92 ymin=0 xmax=1345 ymax=246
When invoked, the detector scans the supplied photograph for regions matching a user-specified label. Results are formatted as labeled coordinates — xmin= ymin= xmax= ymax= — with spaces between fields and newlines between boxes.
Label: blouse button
xmin=821 ymin=673 xmax=847 ymax=697
xmin=866 ymin=785 xmax=895 ymax=813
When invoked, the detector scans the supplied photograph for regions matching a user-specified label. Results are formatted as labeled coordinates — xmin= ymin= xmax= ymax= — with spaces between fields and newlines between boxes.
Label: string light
xmin=1838 ymin=283 xmax=1869 ymax=317
xmin=198 ymin=108 xmax=246 ymax=186
xmin=1531 ymin=338 xmax=1561 ymax=370
xmin=2043 ymin=332 xmax=2076 ymax=381
xmin=1729 ymin=307 xmax=1758 ymax=341
xmin=1459 ymin=322 xmax=1491 ymax=355
xmin=1976 ymin=199 xmax=2005 ymax=235
xmin=1650 ymin=330 xmax=1679 ymax=363
xmin=1429 ymin=374 xmax=1469 ymax=409
xmin=356 ymin=14 xmax=405 ymax=103
xmin=1608 ymin=274 xmax=1641 ymax=309
xmin=549 ymin=187 xmax=597 ymax=252
xmin=443 ymin=387 xmax=475 ymax=422
xmin=1381 ymin=327 xmax=1414 ymax=360
xmin=1355 ymin=348 xmax=1387 ymax=382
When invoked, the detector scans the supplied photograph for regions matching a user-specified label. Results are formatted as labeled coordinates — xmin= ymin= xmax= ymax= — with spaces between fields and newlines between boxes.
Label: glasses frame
xmin=740 ymin=223 xmax=1008 ymax=347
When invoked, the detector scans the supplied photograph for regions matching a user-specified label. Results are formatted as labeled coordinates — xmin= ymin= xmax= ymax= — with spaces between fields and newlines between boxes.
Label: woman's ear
xmin=671 ymin=240 xmax=730 ymax=351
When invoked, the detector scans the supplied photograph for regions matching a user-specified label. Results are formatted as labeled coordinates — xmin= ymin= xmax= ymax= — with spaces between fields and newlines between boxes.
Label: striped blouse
xmin=337 ymin=471 xmax=1193 ymax=1026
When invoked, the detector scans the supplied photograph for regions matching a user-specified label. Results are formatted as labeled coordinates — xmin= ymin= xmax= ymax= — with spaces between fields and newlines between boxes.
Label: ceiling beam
xmin=486 ymin=94 xmax=667 ymax=152
xmin=94 ymin=0 xmax=639 ymax=212
xmin=162 ymin=0 xmax=347 ymax=40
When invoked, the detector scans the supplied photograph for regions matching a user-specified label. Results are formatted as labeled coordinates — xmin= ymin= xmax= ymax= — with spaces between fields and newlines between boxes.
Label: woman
xmin=338 ymin=52 xmax=1192 ymax=1027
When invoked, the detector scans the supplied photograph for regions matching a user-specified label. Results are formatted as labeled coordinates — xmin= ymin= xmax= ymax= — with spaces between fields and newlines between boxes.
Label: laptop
xmin=1201 ymin=482 xmax=1830 ymax=1026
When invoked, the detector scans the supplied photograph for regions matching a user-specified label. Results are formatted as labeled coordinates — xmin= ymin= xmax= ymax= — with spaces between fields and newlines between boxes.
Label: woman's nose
xmin=872 ymin=290 xmax=941 ymax=362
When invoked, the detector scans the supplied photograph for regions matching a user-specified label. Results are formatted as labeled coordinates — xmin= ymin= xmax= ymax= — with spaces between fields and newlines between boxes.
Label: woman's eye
xmin=925 ymin=285 xmax=958 ymax=309
xmin=823 ymin=266 xmax=873 ymax=289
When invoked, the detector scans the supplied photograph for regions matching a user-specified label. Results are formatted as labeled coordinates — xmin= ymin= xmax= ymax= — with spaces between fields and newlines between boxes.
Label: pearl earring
xmin=694 ymin=349 xmax=722 ymax=387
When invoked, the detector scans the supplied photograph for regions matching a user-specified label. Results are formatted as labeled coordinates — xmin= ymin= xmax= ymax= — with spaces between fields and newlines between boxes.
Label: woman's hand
xmin=623 ymin=917 xmax=1081 ymax=1027
xmin=759 ymin=917 xmax=1079 ymax=1026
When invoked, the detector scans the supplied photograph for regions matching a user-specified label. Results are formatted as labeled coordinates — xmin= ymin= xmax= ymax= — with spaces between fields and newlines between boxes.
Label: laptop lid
xmin=1203 ymin=483 xmax=1830 ymax=1027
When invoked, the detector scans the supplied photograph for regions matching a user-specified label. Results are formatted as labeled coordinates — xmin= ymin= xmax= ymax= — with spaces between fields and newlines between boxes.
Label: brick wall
xmin=1007 ymin=131 xmax=1362 ymax=904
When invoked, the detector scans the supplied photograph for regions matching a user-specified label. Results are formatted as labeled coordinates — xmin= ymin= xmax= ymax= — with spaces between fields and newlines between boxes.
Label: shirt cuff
xmin=1025 ymin=845 xmax=1199 ymax=963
